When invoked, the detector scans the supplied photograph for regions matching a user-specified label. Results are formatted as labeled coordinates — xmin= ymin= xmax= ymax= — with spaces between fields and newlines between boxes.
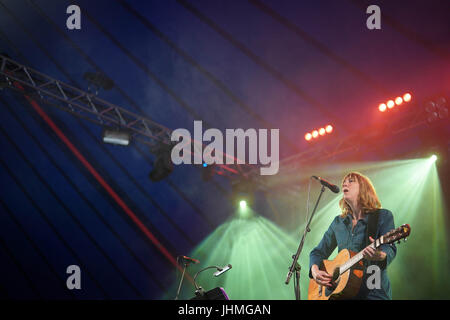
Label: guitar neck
xmin=337 ymin=224 xmax=411 ymax=275
xmin=339 ymin=242 xmax=378 ymax=274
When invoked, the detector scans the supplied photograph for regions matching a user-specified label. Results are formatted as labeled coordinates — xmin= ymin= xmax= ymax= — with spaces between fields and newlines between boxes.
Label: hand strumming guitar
xmin=311 ymin=264 xmax=333 ymax=287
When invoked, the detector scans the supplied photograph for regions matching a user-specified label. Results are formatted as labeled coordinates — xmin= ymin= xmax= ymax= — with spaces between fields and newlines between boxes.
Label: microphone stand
xmin=285 ymin=185 xmax=326 ymax=300
xmin=175 ymin=259 xmax=192 ymax=300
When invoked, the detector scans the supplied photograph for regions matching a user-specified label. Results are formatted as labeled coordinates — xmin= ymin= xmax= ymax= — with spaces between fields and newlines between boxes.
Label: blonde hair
xmin=339 ymin=172 xmax=381 ymax=218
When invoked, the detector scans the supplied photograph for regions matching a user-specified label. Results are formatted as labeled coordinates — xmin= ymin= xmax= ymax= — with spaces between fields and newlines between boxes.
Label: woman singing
xmin=309 ymin=172 xmax=397 ymax=299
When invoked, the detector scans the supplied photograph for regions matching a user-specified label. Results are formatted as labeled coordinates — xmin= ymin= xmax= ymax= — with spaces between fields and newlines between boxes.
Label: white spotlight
xmin=102 ymin=128 xmax=131 ymax=146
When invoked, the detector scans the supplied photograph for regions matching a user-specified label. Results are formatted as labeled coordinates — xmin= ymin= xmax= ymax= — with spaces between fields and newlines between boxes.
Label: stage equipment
xmin=231 ymin=178 xmax=255 ymax=209
xmin=83 ymin=71 xmax=114 ymax=95
xmin=285 ymin=175 xmax=340 ymax=299
xmin=305 ymin=133 xmax=312 ymax=141
xmin=102 ymin=127 xmax=131 ymax=146
xmin=425 ymin=97 xmax=448 ymax=123
xmin=395 ymin=97 xmax=403 ymax=105
xmin=403 ymin=93 xmax=412 ymax=102
xmin=285 ymin=176 xmax=328 ymax=300
xmin=190 ymin=287 xmax=229 ymax=300
xmin=174 ymin=255 xmax=200 ymax=300
xmin=305 ymin=124 xmax=334 ymax=142
xmin=179 ymin=255 xmax=200 ymax=264
xmin=387 ymin=99 xmax=395 ymax=109
xmin=192 ymin=264 xmax=232 ymax=299
xmin=378 ymin=92 xmax=412 ymax=112
xmin=311 ymin=176 xmax=340 ymax=193
xmin=0 ymin=55 xmax=251 ymax=180
xmin=149 ymin=143 xmax=174 ymax=182
xmin=247 ymin=93 xmax=445 ymax=191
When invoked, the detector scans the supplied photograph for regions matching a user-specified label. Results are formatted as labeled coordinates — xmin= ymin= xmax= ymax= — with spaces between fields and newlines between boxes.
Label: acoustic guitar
xmin=308 ymin=224 xmax=411 ymax=300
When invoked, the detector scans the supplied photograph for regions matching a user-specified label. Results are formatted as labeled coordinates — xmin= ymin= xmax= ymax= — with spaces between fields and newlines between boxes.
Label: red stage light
xmin=403 ymin=93 xmax=412 ymax=102
xmin=312 ymin=130 xmax=319 ymax=138
xmin=305 ymin=133 xmax=312 ymax=141
xmin=379 ymin=103 xmax=387 ymax=112
xmin=319 ymin=128 xmax=326 ymax=136
xmin=325 ymin=125 xmax=333 ymax=133
xmin=387 ymin=100 xmax=395 ymax=109
xmin=395 ymin=97 xmax=403 ymax=105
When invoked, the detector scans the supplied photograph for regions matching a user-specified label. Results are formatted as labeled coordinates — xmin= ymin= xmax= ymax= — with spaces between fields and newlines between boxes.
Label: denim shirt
xmin=309 ymin=209 xmax=397 ymax=300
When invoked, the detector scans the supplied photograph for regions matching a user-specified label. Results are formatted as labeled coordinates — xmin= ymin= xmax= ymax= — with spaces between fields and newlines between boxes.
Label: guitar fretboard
xmin=339 ymin=237 xmax=383 ymax=274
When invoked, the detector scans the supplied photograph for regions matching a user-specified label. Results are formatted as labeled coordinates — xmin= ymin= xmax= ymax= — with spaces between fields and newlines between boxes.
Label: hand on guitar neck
xmin=362 ymin=236 xmax=387 ymax=261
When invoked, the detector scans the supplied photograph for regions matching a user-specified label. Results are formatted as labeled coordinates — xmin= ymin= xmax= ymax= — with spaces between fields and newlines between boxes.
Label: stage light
xmin=231 ymin=178 xmax=254 ymax=212
xmin=83 ymin=71 xmax=114 ymax=94
xmin=305 ymin=125 xmax=333 ymax=143
xmin=387 ymin=100 xmax=395 ymax=109
xmin=425 ymin=97 xmax=448 ymax=123
xmin=430 ymin=154 xmax=437 ymax=162
xmin=378 ymin=93 xmax=412 ymax=112
xmin=425 ymin=101 xmax=436 ymax=113
xmin=102 ymin=128 xmax=131 ymax=146
xmin=305 ymin=133 xmax=312 ymax=141
xmin=436 ymin=97 xmax=448 ymax=119
xmin=149 ymin=143 xmax=174 ymax=181
xmin=436 ymin=97 xmax=447 ymax=107
xmin=426 ymin=113 xmax=439 ymax=123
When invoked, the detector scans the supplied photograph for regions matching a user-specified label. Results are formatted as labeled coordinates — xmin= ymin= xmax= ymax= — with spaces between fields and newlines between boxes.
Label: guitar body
xmin=308 ymin=249 xmax=364 ymax=300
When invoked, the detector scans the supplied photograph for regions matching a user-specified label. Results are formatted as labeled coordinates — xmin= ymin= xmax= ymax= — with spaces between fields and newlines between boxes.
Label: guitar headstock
xmin=382 ymin=224 xmax=411 ymax=245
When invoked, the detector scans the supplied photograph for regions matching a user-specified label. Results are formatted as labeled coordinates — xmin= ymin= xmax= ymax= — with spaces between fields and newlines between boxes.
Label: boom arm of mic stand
xmin=285 ymin=186 xmax=326 ymax=297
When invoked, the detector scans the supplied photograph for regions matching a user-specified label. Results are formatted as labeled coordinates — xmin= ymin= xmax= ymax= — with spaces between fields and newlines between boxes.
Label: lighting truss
xmin=0 ymin=54 xmax=253 ymax=178
xmin=2 ymin=55 xmax=443 ymax=186
xmin=0 ymin=54 xmax=172 ymax=147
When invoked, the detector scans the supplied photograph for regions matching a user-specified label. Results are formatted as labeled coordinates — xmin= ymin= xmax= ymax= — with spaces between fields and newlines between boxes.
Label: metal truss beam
xmin=1 ymin=54 xmax=172 ymax=147
xmin=0 ymin=55 xmax=254 ymax=178
xmin=2 ymin=55 xmax=445 ymax=186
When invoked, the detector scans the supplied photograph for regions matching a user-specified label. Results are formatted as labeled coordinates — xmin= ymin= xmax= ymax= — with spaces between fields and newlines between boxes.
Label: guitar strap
xmin=363 ymin=209 xmax=381 ymax=271
xmin=366 ymin=209 xmax=380 ymax=246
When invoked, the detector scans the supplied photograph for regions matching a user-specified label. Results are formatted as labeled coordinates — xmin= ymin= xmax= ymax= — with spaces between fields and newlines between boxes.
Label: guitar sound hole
xmin=324 ymin=285 xmax=334 ymax=297
xmin=324 ymin=269 xmax=341 ymax=297
xmin=332 ymin=268 xmax=340 ymax=282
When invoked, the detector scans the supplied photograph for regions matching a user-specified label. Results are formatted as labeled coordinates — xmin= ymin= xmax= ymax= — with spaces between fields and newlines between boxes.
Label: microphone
xmin=213 ymin=264 xmax=232 ymax=277
xmin=312 ymin=176 xmax=340 ymax=193
xmin=179 ymin=255 xmax=200 ymax=264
